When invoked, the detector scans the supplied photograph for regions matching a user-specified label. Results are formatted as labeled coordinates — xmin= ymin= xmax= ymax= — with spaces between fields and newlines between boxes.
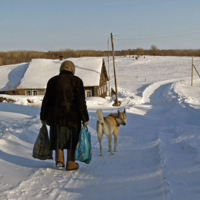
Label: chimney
xmin=59 ymin=56 xmax=64 ymax=60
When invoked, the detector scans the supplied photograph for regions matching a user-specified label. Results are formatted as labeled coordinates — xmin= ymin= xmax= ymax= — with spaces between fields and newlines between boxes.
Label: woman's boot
xmin=55 ymin=149 xmax=65 ymax=169
xmin=66 ymin=149 xmax=79 ymax=171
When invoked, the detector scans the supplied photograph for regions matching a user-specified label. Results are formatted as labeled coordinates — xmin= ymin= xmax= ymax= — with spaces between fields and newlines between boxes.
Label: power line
xmin=114 ymin=31 xmax=200 ymax=41
xmin=114 ymin=27 xmax=200 ymax=37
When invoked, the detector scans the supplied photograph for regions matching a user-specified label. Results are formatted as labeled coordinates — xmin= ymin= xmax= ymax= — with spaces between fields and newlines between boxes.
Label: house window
xmin=85 ymin=90 xmax=92 ymax=97
xmin=33 ymin=90 xmax=38 ymax=95
xmin=101 ymin=87 xmax=103 ymax=94
xmin=27 ymin=90 xmax=31 ymax=95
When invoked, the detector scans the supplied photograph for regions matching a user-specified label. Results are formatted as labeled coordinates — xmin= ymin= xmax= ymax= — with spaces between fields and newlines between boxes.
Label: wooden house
xmin=83 ymin=59 xmax=109 ymax=98
xmin=15 ymin=57 xmax=109 ymax=98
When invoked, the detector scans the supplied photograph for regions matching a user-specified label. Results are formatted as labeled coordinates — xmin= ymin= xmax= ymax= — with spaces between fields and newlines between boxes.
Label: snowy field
xmin=1 ymin=56 xmax=200 ymax=199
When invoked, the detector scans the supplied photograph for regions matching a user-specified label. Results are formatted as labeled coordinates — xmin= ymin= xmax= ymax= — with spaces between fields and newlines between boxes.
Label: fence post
xmin=191 ymin=57 xmax=200 ymax=86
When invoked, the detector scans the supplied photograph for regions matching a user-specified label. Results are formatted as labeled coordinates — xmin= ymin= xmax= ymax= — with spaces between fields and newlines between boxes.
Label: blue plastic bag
xmin=75 ymin=126 xmax=92 ymax=164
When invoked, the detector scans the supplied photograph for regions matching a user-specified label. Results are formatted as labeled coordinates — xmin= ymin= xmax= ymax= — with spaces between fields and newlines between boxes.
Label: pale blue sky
xmin=1 ymin=0 xmax=200 ymax=51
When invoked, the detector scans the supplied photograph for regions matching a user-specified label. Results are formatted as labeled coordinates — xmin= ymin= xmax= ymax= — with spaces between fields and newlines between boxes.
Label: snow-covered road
xmin=142 ymin=79 xmax=200 ymax=200
xmin=1 ymin=56 xmax=200 ymax=199
xmin=1 ymin=78 xmax=200 ymax=200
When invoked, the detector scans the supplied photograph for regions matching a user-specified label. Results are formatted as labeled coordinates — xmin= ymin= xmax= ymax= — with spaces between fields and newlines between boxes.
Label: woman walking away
xmin=40 ymin=60 xmax=89 ymax=171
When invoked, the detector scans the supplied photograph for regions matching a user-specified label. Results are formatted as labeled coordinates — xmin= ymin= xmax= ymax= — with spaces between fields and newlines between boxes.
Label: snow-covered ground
xmin=0 ymin=56 xmax=200 ymax=200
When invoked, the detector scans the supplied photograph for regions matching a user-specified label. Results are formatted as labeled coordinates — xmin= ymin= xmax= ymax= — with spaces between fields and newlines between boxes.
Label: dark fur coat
xmin=40 ymin=70 xmax=89 ymax=129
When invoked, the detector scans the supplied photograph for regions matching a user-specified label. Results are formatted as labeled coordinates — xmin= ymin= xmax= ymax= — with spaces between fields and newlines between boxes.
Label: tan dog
xmin=96 ymin=109 xmax=126 ymax=156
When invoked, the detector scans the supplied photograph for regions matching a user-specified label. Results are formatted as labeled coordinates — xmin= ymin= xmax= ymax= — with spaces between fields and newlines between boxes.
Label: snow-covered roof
xmin=0 ymin=63 xmax=28 ymax=91
xmin=18 ymin=57 xmax=104 ymax=89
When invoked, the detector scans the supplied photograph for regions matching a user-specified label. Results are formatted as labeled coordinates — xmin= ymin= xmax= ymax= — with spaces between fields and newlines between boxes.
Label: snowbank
xmin=173 ymin=78 xmax=200 ymax=109
xmin=0 ymin=94 xmax=43 ymax=107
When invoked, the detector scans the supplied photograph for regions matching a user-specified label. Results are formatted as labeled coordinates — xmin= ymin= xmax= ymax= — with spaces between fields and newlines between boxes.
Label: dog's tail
xmin=96 ymin=109 xmax=104 ymax=123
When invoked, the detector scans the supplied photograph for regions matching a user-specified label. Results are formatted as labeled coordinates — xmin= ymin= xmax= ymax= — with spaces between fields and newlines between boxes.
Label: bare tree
xmin=151 ymin=45 xmax=159 ymax=55
xmin=136 ymin=48 xmax=144 ymax=57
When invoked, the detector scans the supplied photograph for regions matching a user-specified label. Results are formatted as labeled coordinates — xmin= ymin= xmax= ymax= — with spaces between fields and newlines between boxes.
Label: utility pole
xmin=110 ymin=33 xmax=119 ymax=106
xmin=191 ymin=57 xmax=193 ymax=86
xmin=107 ymin=37 xmax=111 ymax=98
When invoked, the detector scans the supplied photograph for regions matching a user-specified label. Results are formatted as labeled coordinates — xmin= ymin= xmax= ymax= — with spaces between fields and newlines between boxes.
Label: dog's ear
xmin=123 ymin=109 xmax=126 ymax=114
xmin=117 ymin=110 xmax=120 ymax=116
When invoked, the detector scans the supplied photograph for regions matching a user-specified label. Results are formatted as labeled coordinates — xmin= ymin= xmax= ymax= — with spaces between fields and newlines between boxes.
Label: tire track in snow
xmin=143 ymin=78 xmax=200 ymax=199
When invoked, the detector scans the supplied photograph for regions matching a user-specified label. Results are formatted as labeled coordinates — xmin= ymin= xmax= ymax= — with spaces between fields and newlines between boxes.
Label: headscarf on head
xmin=60 ymin=60 xmax=75 ymax=75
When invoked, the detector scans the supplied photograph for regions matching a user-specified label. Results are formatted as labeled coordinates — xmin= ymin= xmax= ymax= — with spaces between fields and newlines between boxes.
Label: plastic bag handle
xmin=82 ymin=125 xmax=88 ymax=131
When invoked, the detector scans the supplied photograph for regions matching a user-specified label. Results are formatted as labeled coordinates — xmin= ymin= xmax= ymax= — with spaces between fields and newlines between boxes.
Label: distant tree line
xmin=124 ymin=46 xmax=200 ymax=57
xmin=0 ymin=47 xmax=200 ymax=66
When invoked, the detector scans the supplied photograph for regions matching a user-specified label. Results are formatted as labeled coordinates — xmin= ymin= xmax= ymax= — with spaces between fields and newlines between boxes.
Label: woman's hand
xmin=83 ymin=121 xmax=89 ymax=127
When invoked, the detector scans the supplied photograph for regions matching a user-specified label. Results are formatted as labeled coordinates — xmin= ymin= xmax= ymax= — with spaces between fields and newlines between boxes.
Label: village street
xmin=1 ymin=75 xmax=200 ymax=199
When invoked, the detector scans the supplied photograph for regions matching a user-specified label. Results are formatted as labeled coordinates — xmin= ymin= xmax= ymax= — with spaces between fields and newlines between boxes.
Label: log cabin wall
xmin=16 ymin=89 xmax=46 ymax=95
